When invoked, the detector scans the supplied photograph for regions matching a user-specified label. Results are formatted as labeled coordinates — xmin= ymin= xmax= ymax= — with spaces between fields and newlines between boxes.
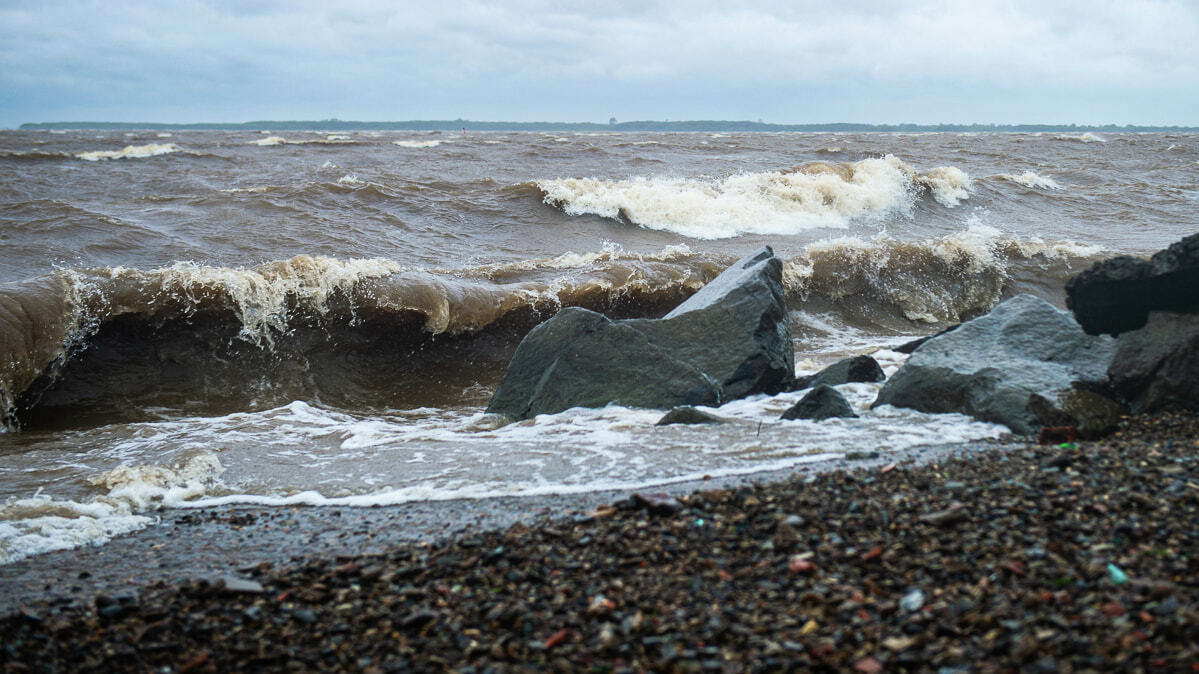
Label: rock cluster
xmin=878 ymin=232 xmax=1199 ymax=435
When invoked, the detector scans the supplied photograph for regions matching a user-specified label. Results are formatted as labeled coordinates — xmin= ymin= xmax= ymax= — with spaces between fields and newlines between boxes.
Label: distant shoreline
xmin=15 ymin=119 xmax=1199 ymax=133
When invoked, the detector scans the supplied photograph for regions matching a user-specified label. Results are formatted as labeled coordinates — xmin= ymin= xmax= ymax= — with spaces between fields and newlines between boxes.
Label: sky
xmin=2 ymin=0 xmax=1198 ymax=128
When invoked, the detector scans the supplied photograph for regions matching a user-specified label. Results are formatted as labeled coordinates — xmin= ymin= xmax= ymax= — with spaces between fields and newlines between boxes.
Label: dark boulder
xmin=656 ymin=406 xmax=726 ymax=426
xmin=486 ymin=247 xmax=794 ymax=420
xmin=793 ymin=355 xmax=885 ymax=390
xmin=873 ymin=294 xmax=1117 ymax=435
xmin=1108 ymin=312 xmax=1199 ymax=414
xmin=780 ymin=385 xmax=857 ymax=421
xmin=1066 ymin=232 xmax=1199 ymax=336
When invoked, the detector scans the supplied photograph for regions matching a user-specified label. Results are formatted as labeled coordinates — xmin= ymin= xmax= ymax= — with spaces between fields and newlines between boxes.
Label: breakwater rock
xmin=874 ymin=294 xmax=1117 ymax=435
xmin=486 ymin=247 xmax=794 ymax=420
xmin=1066 ymin=232 xmax=1199 ymax=336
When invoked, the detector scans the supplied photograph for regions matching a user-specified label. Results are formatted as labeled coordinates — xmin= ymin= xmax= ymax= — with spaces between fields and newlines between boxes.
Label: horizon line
xmin=13 ymin=119 xmax=1199 ymax=132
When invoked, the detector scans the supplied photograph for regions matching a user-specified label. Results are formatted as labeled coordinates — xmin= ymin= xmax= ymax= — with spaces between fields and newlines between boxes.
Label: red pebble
xmin=543 ymin=628 xmax=571 ymax=649
xmin=854 ymin=657 xmax=883 ymax=673
xmin=1102 ymin=602 xmax=1126 ymax=617
xmin=861 ymin=545 xmax=883 ymax=561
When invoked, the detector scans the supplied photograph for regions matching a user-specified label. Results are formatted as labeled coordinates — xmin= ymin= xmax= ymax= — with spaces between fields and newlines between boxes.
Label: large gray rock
xmin=1108 ymin=311 xmax=1199 ymax=414
xmin=1066 ymin=232 xmax=1199 ymax=336
xmin=872 ymin=294 xmax=1118 ymax=435
xmin=486 ymin=247 xmax=794 ymax=420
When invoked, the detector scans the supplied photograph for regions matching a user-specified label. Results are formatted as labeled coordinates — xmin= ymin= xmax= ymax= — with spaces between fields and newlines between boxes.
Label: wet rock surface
xmin=875 ymin=294 xmax=1118 ymax=435
xmin=792 ymin=355 xmax=885 ymax=390
xmin=656 ymin=406 xmax=726 ymax=426
xmin=1108 ymin=311 xmax=1199 ymax=414
xmin=780 ymin=385 xmax=857 ymax=421
xmin=3 ymin=412 xmax=1197 ymax=672
xmin=486 ymin=247 xmax=794 ymax=420
xmin=1066 ymin=231 xmax=1199 ymax=336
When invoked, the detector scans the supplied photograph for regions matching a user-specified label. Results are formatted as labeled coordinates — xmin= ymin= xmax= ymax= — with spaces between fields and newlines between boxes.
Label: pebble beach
xmin=2 ymin=411 xmax=1196 ymax=672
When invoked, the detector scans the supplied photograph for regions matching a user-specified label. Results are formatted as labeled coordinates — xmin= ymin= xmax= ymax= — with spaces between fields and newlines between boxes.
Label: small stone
xmin=854 ymin=657 xmax=884 ymax=673
xmin=788 ymin=555 xmax=816 ymax=574
xmin=219 ymin=575 xmax=264 ymax=594
xmin=900 ymin=589 xmax=925 ymax=612
xmin=632 ymin=493 xmax=683 ymax=515
xmin=1106 ymin=563 xmax=1129 ymax=585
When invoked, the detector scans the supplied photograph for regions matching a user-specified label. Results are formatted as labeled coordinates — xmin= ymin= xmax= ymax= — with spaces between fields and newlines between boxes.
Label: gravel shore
xmin=2 ymin=412 xmax=1197 ymax=672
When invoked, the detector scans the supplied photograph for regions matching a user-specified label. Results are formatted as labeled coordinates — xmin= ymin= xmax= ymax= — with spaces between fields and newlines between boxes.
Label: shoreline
xmin=2 ymin=412 xmax=1196 ymax=670
xmin=0 ymin=440 xmax=986 ymax=615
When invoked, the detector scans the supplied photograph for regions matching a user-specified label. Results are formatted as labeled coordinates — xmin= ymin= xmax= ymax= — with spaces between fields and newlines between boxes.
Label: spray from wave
xmin=537 ymin=155 xmax=972 ymax=239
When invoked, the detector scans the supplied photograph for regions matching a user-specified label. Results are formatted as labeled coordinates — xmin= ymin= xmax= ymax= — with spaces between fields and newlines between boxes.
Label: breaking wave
xmin=393 ymin=140 xmax=442 ymax=148
xmin=75 ymin=143 xmax=181 ymax=161
xmin=1054 ymin=132 xmax=1105 ymax=143
xmin=995 ymin=171 xmax=1063 ymax=190
xmin=250 ymin=135 xmax=357 ymax=146
xmin=537 ymin=156 xmax=972 ymax=239
xmin=0 ymin=232 xmax=1103 ymax=430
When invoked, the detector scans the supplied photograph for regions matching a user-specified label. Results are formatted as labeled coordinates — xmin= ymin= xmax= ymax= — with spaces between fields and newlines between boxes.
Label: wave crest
xmin=537 ymin=155 xmax=971 ymax=239
xmin=76 ymin=143 xmax=181 ymax=161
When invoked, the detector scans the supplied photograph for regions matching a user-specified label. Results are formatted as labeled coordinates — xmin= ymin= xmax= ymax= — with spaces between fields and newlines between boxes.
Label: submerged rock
xmin=793 ymin=355 xmax=885 ymax=390
xmin=873 ymin=294 xmax=1117 ymax=435
xmin=486 ymin=247 xmax=794 ymax=420
xmin=1108 ymin=311 xmax=1199 ymax=414
xmin=656 ymin=406 xmax=726 ymax=426
xmin=1066 ymin=232 xmax=1199 ymax=336
xmin=780 ymin=385 xmax=857 ymax=421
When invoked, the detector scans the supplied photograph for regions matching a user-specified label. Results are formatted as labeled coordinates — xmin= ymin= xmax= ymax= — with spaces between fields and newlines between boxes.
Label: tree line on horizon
xmin=17 ymin=119 xmax=1199 ymax=132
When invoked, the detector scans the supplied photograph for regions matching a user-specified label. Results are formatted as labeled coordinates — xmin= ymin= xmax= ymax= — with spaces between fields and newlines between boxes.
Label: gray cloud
xmin=1 ymin=0 xmax=1196 ymax=126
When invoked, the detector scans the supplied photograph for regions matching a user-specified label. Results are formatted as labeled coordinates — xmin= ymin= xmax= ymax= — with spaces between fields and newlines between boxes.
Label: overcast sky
xmin=2 ymin=0 xmax=1197 ymax=128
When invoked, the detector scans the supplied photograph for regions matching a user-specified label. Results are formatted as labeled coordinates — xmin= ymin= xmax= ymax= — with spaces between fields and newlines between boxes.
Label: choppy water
xmin=1 ymin=128 xmax=1196 ymax=563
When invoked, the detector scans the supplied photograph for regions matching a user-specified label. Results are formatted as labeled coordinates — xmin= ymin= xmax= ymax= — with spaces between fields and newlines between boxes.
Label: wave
xmin=250 ymin=135 xmax=358 ymax=146
xmin=0 ymin=150 xmax=77 ymax=161
xmin=536 ymin=155 xmax=972 ymax=239
xmin=0 ymin=232 xmax=1103 ymax=429
xmin=75 ymin=143 xmax=181 ymax=161
xmin=1053 ymin=132 xmax=1105 ymax=143
xmin=785 ymin=224 xmax=1103 ymax=325
xmin=393 ymin=140 xmax=442 ymax=148
xmin=994 ymin=171 xmax=1062 ymax=190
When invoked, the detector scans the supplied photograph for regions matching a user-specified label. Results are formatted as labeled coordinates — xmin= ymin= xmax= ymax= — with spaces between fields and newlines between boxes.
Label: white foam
xmin=917 ymin=166 xmax=972 ymax=207
xmin=996 ymin=171 xmax=1062 ymax=190
xmin=76 ymin=143 xmax=181 ymax=161
xmin=393 ymin=140 xmax=442 ymax=148
xmin=0 ymin=454 xmax=223 ymax=564
xmin=1055 ymin=132 xmax=1105 ymax=143
xmin=538 ymin=156 xmax=972 ymax=238
xmin=337 ymin=174 xmax=365 ymax=187
xmin=251 ymin=136 xmax=288 ymax=146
